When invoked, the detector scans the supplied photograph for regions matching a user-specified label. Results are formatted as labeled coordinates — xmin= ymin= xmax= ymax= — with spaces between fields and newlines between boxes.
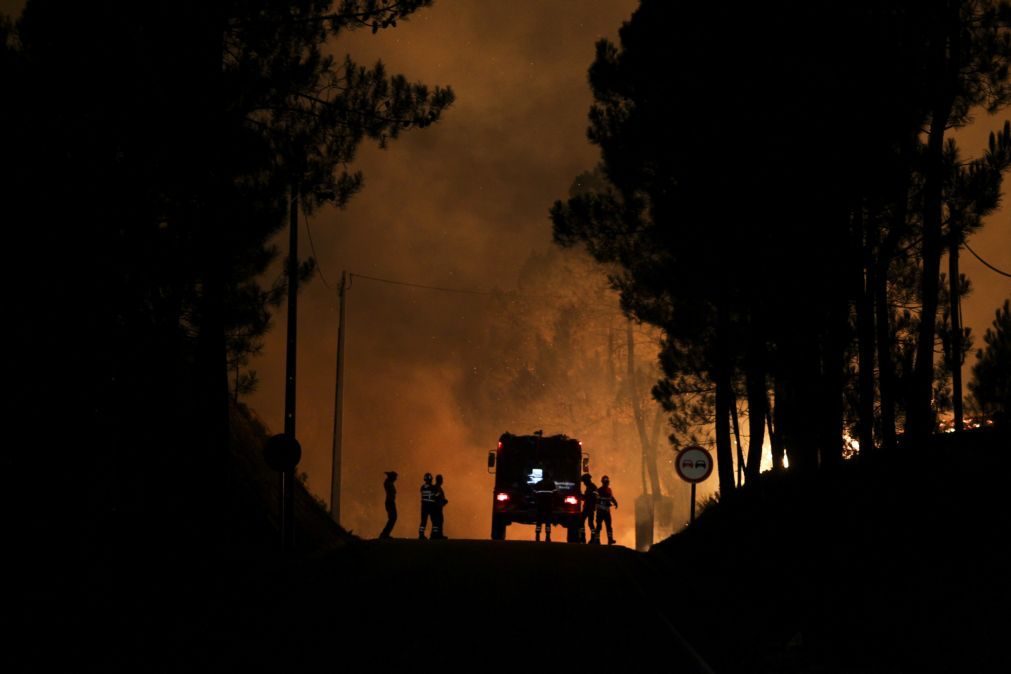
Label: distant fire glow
xmin=938 ymin=417 xmax=991 ymax=433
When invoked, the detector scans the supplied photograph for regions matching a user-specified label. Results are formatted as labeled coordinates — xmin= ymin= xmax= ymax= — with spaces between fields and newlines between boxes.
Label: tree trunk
xmin=909 ymin=5 xmax=957 ymax=447
xmin=191 ymin=3 xmax=233 ymax=546
xmin=783 ymin=344 xmax=820 ymax=475
xmin=770 ymin=376 xmax=786 ymax=470
xmin=875 ymin=143 xmax=911 ymax=453
xmin=909 ymin=104 xmax=949 ymax=447
xmin=948 ymin=233 xmax=964 ymax=432
xmin=195 ymin=225 xmax=230 ymax=542
xmin=855 ymin=205 xmax=877 ymax=453
xmin=714 ymin=299 xmax=736 ymax=494
xmin=628 ymin=322 xmax=662 ymax=498
xmin=874 ymin=271 xmax=897 ymax=451
xmin=820 ymin=294 xmax=848 ymax=467
xmin=731 ymin=394 xmax=744 ymax=487
xmin=745 ymin=338 xmax=766 ymax=480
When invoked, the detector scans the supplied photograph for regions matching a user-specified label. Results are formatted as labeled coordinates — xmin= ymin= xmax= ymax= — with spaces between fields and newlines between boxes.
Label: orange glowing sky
xmin=250 ymin=0 xmax=658 ymax=544
xmin=237 ymin=1 xmax=1008 ymax=543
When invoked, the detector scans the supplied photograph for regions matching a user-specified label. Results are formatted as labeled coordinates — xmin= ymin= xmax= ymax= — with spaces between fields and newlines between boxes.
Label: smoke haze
xmin=237 ymin=1 xmax=1009 ymax=545
xmin=5 ymin=0 xmax=1003 ymax=543
xmin=247 ymin=0 xmax=667 ymax=545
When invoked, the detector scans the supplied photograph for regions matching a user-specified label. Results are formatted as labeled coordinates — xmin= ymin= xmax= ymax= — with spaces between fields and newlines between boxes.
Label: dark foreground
xmin=11 ymin=429 xmax=1008 ymax=673
xmin=650 ymin=428 xmax=1011 ymax=674
xmin=10 ymin=539 xmax=712 ymax=672
xmin=198 ymin=539 xmax=711 ymax=671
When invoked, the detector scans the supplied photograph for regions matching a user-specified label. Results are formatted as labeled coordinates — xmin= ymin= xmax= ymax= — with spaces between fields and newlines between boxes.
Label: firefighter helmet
xmin=601 ymin=475 xmax=610 ymax=485
xmin=424 ymin=472 xmax=433 ymax=483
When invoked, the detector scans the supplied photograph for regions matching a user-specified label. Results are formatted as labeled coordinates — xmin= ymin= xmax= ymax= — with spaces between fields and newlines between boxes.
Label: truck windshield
xmin=497 ymin=446 xmax=578 ymax=491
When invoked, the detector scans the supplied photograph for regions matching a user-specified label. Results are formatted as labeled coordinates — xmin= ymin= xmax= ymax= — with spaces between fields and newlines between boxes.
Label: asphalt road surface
xmin=193 ymin=539 xmax=715 ymax=671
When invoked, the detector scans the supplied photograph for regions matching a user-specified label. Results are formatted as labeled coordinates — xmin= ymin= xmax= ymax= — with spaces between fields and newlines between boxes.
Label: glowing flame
xmin=496 ymin=493 xmax=509 ymax=502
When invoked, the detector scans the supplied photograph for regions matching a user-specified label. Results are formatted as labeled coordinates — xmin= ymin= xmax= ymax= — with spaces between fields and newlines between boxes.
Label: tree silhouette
xmin=552 ymin=0 xmax=1011 ymax=494
xmin=906 ymin=0 xmax=1011 ymax=447
xmin=970 ymin=298 xmax=1011 ymax=426
xmin=3 ymin=0 xmax=453 ymax=542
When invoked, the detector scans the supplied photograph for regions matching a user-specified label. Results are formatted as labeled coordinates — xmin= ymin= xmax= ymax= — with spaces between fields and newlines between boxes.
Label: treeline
xmin=552 ymin=0 xmax=1011 ymax=496
xmin=1 ymin=1 xmax=451 ymax=541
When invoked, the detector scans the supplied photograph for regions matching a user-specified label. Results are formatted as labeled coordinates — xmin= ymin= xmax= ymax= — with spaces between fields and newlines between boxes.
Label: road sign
xmin=265 ymin=433 xmax=302 ymax=472
xmin=675 ymin=445 xmax=713 ymax=483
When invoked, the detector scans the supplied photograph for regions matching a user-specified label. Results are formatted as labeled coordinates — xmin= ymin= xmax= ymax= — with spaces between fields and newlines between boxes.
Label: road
xmin=192 ymin=539 xmax=714 ymax=671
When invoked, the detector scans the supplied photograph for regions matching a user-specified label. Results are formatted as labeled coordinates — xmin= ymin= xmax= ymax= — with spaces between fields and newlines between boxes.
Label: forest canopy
xmin=552 ymin=0 xmax=1011 ymax=495
xmin=2 ymin=0 xmax=453 ymax=537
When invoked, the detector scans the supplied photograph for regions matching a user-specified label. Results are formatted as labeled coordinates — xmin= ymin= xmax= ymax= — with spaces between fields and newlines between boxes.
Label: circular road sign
xmin=264 ymin=433 xmax=302 ymax=472
xmin=675 ymin=445 xmax=713 ymax=483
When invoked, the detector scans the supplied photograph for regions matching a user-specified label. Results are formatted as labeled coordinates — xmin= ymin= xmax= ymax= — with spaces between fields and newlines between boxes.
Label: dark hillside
xmin=7 ymin=404 xmax=350 ymax=673
xmin=649 ymin=427 xmax=1010 ymax=674
xmin=224 ymin=403 xmax=350 ymax=554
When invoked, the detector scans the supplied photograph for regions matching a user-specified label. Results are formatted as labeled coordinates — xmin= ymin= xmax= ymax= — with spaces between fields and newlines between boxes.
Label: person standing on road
xmin=579 ymin=473 xmax=598 ymax=543
xmin=419 ymin=472 xmax=436 ymax=539
xmin=592 ymin=475 xmax=619 ymax=545
xmin=431 ymin=474 xmax=448 ymax=539
xmin=534 ymin=470 xmax=557 ymax=542
xmin=379 ymin=471 xmax=398 ymax=539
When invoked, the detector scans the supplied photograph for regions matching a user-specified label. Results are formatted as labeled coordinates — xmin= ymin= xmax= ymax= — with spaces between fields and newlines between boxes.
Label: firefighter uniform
xmin=419 ymin=473 xmax=436 ymax=539
xmin=431 ymin=474 xmax=447 ymax=539
xmin=592 ymin=476 xmax=618 ymax=545
xmin=534 ymin=472 xmax=557 ymax=542
xmin=579 ymin=474 xmax=597 ymax=543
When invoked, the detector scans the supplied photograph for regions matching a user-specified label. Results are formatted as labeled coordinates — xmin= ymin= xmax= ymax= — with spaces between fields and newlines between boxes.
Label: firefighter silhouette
xmin=379 ymin=471 xmax=398 ymax=539
xmin=579 ymin=473 xmax=598 ymax=543
xmin=419 ymin=472 xmax=436 ymax=539
xmin=431 ymin=474 xmax=448 ymax=539
xmin=534 ymin=470 xmax=557 ymax=542
xmin=592 ymin=475 xmax=619 ymax=545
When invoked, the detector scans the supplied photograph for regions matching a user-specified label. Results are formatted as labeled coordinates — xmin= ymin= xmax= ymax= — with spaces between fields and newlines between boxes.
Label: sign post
xmin=674 ymin=445 xmax=714 ymax=524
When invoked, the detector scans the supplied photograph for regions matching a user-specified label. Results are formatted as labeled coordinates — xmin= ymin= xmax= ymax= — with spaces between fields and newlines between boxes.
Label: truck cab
xmin=487 ymin=431 xmax=589 ymax=541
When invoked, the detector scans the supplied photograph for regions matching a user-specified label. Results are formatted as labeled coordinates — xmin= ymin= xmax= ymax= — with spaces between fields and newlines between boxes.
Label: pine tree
xmin=970 ymin=299 xmax=1011 ymax=427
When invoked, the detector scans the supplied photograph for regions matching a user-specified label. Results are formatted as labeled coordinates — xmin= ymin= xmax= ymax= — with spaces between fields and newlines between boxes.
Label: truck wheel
xmin=491 ymin=515 xmax=507 ymax=541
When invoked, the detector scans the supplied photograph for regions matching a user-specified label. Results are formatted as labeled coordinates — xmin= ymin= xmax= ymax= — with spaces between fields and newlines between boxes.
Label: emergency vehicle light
xmin=496 ymin=493 xmax=510 ymax=502
xmin=564 ymin=495 xmax=578 ymax=505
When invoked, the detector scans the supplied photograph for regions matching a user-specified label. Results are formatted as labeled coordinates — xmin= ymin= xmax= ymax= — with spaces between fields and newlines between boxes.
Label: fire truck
xmin=487 ymin=431 xmax=589 ymax=541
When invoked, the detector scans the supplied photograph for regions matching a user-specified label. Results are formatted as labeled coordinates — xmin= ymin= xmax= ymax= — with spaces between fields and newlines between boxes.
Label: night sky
xmin=4 ymin=0 xmax=1006 ymax=543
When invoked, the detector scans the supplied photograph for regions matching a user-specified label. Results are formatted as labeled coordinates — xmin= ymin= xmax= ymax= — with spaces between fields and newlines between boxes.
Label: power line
xmin=350 ymin=272 xmax=563 ymax=301
xmin=350 ymin=272 xmax=642 ymax=319
xmin=964 ymin=241 xmax=1011 ymax=279
xmin=351 ymin=272 xmax=499 ymax=295
xmin=303 ymin=212 xmax=333 ymax=290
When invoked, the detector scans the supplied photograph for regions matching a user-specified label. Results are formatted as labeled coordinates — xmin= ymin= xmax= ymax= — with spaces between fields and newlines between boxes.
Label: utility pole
xmin=330 ymin=270 xmax=348 ymax=525
xmin=282 ymin=183 xmax=300 ymax=551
